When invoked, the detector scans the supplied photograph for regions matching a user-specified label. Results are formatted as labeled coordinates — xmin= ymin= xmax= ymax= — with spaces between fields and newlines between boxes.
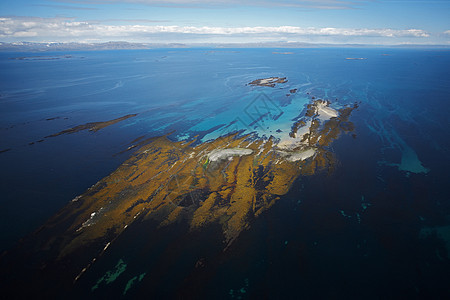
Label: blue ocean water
xmin=0 ymin=48 xmax=449 ymax=297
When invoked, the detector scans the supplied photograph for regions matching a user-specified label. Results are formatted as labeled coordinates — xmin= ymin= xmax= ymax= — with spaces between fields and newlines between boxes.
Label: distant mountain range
xmin=1 ymin=41 xmax=449 ymax=51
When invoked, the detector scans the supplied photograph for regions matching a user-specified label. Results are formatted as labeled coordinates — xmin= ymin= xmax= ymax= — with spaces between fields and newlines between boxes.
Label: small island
xmin=286 ymin=88 xmax=298 ymax=96
xmin=248 ymin=77 xmax=287 ymax=87
xmin=46 ymin=114 xmax=137 ymax=137
xmin=10 ymin=55 xmax=76 ymax=61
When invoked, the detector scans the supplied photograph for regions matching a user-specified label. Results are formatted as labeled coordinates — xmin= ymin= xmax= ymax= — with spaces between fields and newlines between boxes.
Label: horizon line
xmin=1 ymin=41 xmax=450 ymax=49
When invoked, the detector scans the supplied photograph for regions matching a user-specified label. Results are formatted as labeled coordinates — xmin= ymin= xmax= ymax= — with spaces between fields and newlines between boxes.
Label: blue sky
xmin=1 ymin=0 xmax=449 ymax=44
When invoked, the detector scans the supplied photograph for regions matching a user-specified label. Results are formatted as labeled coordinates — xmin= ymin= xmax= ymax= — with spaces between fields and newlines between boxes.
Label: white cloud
xmin=33 ymin=4 xmax=98 ymax=11
xmin=57 ymin=0 xmax=370 ymax=10
xmin=0 ymin=17 xmax=430 ymax=43
xmin=444 ymin=30 xmax=450 ymax=35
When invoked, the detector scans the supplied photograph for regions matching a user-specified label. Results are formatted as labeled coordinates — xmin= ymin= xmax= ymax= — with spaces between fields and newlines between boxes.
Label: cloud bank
xmin=0 ymin=16 xmax=431 ymax=43
xmin=56 ymin=0 xmax=371 ymax=10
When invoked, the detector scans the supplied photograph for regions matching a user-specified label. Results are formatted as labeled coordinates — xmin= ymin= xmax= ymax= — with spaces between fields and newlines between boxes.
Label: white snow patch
xmin=207 ymin=148 xmax=253 ymax=162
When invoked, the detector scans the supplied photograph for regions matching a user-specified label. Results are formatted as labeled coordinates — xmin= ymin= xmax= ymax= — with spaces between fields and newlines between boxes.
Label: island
xmin=248 ymin=77 xmax=287 ymax=87
xmin=286 ymin=88 xmax=298 ymax=96
xmin=1 ymin=78 xmax=357 ymax=289
xmin=272 ymin=52 xmax=294 ymax=55
xmin=10 ymin=55 xmax=75 ymax=61
xmin=46 ymin=114 xmax=137 ymax=137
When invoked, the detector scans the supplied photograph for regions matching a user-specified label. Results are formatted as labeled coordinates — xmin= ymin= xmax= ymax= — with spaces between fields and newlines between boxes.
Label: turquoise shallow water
xmin=0 ymin=48 xmax=449 ymax=297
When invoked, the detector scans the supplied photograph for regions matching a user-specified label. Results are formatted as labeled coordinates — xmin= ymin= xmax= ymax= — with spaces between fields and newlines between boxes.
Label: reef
xmin=46 ymin=114 xmax=137 ymax=137
xmin=248 ymin=77 xmax=287 ymax=87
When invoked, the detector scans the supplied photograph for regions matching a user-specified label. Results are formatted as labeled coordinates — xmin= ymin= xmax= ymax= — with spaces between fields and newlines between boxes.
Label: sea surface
xmin=0 ymin=48 xmax=449 ymax=298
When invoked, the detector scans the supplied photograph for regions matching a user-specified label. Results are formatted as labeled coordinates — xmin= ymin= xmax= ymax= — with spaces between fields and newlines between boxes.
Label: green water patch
xmin=229 ymin=278 xmax=249 ymax=299
xmin=361 ymin=195 xmax=372 ymax=212
xmin=398 ymin=144 xmax=429 ymax=174
xmin=123 ymin=273 xmax=146 ymax=295
xmin=339 ymin=210 xmax=352 ymax=218
xmin=420 ymin=225 xmax=450 ymax=257
xmin=92 ymin=259 xmax=127 ymax=291
xmin=367 ymin=119 xmax=429 ymax=175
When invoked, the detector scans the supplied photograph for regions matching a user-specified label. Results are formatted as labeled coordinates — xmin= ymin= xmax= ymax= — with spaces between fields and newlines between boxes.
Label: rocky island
xmin=1 ymin=78 xmax=357 ymax=293
xmin=46 ymin=114 xmax=137 ymax=137
xmin=248 ymin=77 xmax=287 ymax=87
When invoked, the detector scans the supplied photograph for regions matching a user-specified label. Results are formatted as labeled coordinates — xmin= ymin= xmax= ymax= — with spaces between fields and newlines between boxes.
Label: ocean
xmin=0 ymin=48 xmax=449 ymax=298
